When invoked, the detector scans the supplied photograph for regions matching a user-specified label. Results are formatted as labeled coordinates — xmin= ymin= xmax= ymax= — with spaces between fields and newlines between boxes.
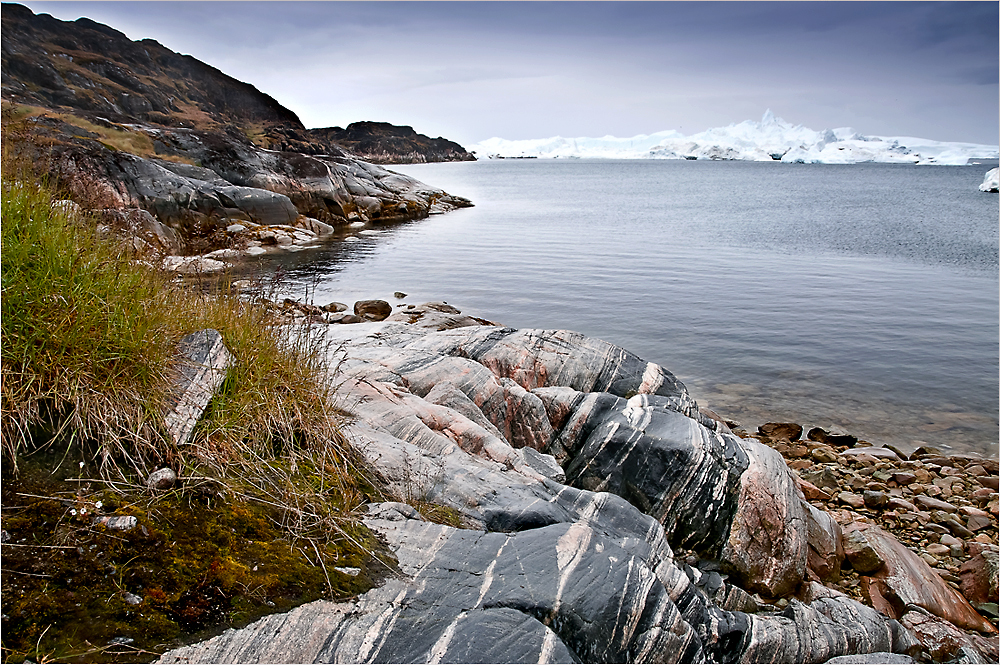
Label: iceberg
xmin=469 ymin=111 xmax=999 ymax=165
xmin=979 ymin=167 xmax=999 ymax=192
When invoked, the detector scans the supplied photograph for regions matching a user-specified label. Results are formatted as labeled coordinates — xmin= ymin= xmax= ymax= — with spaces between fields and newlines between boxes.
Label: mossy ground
xmin=1 ymin=447 xmax=392 ymax=664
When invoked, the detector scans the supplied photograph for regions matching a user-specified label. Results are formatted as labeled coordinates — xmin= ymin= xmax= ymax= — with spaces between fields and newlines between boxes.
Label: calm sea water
xmin=249 ymin=160 xmax=999 ymax=458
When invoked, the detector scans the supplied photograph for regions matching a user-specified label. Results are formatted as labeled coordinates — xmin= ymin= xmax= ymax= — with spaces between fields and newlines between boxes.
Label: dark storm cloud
xmin=11 ymin=2 xmax=999 ymax=145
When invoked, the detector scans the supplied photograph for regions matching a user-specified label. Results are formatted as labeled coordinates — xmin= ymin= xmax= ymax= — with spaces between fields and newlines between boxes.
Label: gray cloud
xmin=15 ymin=1 xmax=999 ymax=145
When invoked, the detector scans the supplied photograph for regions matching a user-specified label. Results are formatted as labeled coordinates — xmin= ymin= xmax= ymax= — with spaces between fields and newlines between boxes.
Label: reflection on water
xmin=236 ymin=160 xmax=998 ymax=458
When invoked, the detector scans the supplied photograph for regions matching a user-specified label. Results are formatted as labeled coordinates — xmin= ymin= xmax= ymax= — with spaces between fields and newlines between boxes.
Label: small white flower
xmin=95 ymin=501 xmax=103 ymax=509
xmin=79 ymin=462 xmax=84 ymax=469
xmin=80 ymin=508 xmax=87 ymax=515
xmin=70 ymin=509 xmax=77 ymax=516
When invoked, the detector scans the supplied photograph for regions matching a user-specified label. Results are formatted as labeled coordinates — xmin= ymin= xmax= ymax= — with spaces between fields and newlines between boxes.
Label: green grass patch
xmin=1 ymin=116 xmax=393 ymax=662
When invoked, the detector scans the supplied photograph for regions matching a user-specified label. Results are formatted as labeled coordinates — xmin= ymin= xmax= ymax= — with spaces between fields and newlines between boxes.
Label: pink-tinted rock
xmin=979 ymin=476 xmax=1000 ymax=491
xmin=915 ymin=495 xmax=958 ymax=513
xmin=849 ymin=523 xmax=996 ymax=633
xmin=839 ymin=492 xmax=865 ymax=509
xmin=959 ymin=544 xmax=999 ymax=606
xmin=887 ymin=497 xmax=916 ymax=513
xmin=967 ymin=515 xmax=994 ymax=532
xmin=841 ymin=447 xmax=900 ymax=461
xmin=901 ymin=606 xmax=998 ymax=662
xmin=722 ymin=438 xmax=808 ymax=597
xmin=796 ymin=475 xmax=832 ymax=501
xmin=757 ymin=422 xmax=802 ymax=442
xmin=805 ymin=504 xmax=844 ymax=582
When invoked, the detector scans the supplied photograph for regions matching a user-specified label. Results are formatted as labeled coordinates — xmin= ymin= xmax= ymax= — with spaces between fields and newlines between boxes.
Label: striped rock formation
xmin=161 ymin=319 xmax=924 ymax=663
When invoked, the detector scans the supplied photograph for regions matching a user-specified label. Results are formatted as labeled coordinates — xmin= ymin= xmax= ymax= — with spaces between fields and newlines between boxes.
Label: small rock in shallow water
xmin=122 ymin=592 xmax=142 ymax=605
xmin=393 ymin=292 xmax=407 ymax=299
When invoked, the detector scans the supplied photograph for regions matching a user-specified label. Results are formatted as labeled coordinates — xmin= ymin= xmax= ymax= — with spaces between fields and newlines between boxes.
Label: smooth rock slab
xmin=163 ymin=329 xmax=232 ymax=447
xmin=851 ymin=524 xmax=996 ymax=634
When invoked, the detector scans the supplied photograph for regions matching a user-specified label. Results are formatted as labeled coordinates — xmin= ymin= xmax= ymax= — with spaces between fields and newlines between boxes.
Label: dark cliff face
xmin=1 ymin=3 xmax=475 ymax=163
xmin=310 ymin=122 xmax=476 ymax=164
xmin=1 ymin=2 xmax=302 ymax=129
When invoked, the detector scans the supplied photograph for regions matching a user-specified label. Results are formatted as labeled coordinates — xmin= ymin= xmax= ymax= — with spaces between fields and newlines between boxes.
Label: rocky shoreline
xmin=152 ymin=299 xmax=997 ymax=664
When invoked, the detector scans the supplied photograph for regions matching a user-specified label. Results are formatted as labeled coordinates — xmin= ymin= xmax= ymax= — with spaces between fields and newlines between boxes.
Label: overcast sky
xmin=15 ymin=1 xmax=1000 ymax=146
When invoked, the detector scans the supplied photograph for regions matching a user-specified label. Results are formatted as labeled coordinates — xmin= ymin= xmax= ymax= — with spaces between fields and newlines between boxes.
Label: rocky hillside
xmin=1 ymin=3 xmax=475 ymax=164
xmin=1 ymin=2 xmax=299 ymax=130
xmin=1 ymin=3 xmax=475 ymax=256
xmin=309 ymin=121 xmax=475 ymax=164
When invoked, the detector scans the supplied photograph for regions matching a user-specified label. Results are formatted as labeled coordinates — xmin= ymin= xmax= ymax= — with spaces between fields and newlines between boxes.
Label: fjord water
xmin=258 ymin=160 xmax=999 ymax=458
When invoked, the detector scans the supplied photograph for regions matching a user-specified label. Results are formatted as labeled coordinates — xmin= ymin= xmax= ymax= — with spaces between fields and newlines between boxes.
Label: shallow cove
xmin=247 ymin=159 xmax=999 ymax=459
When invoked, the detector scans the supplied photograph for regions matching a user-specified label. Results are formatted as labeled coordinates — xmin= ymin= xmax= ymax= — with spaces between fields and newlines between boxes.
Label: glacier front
xmin=469 ymin=111 xmax=999 ymax=165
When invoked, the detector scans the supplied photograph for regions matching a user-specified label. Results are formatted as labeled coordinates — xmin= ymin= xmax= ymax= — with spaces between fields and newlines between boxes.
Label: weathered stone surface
xmin=738 ymin=597 xmax=915 ymax=664
xmin=94 ymin=515 xmax=138 ymax=531
xmin=849 ymin=523 xmax=995 ymax=633
xmin=561 ymin=392 xmax=748 ymax=556
xmin=797 ymin=476 xmax=833 ymax=501
xmin=841 ymin=447 xmax=900 ymax=461
xmin=386 ymin=301 xmax=487 ymax=330
xmin=156 ymin=320 xmax=919 ymax=664
xmin=807 ymin=428 xmax=858 ymax=447
xmin=839 ymin=492 xmax=865 ymax=509
xmin=757 ymin=422 xmax=802 ymax=442
xmin=811 ymin=446 xmax=840 ymax=463
xmin=162 ymin=255 xmax=229 ymax=274
xmin=843 ymin=525 xmax=885 ymax=574
xmin=959 ymin=544 xmax=999 ymax=606
xmin=163 ymin=329 xmax=232 ymax=447
xmin=804 ymin=504 xmax=845 ymax=582
xmin=146 ymin=467 xmax=177 ymax=491
xmin=901 ymin=606 xmax=998 ymax=662
xmin=915 ymin=495 xmax=959 ymax=513
xmin=723 ymin=438 xmax=808 ymax=597
xmin=864 ymin=490 xmax=890 ymax=510
xmin=353 ymin=299 xmax=393 ymax=321
xmin=823 ymin=654 xmax=915 ymax=664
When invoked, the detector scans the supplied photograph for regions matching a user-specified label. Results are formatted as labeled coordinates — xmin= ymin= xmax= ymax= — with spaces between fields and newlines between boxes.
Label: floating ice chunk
xmin=980 ymin=168 xmax=999 ymax=192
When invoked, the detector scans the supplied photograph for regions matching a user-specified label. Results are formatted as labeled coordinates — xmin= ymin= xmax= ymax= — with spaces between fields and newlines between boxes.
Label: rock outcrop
xmin=1 ymin=4 xmax=473 ymax=255
xmin=159 ymin=318 xmax=950 ymax=663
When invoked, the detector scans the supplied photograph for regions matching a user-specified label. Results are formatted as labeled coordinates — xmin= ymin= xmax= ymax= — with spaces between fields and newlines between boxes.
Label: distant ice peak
xmin=469 ymin=113 xmax=998 ymax=165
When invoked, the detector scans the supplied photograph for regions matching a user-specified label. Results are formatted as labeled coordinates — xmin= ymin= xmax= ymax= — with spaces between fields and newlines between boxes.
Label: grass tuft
xmin=1 ymin=109 xmax=392 ymax=662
